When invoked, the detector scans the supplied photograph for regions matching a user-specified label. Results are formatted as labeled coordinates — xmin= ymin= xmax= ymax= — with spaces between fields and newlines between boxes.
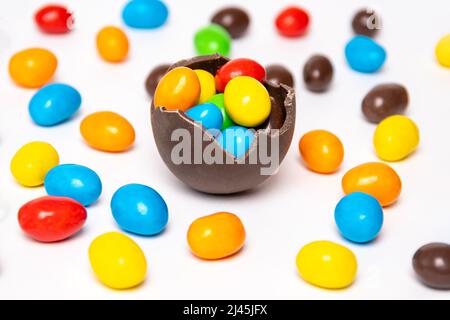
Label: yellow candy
xmin=10 ymin=141 xmax=59 ymax=187
xmin=373 ymin=115 xmax=419 ymax=161
xmin=435 ymin=34 xmax=450 ymax=68
xmin=296 ymin=240 xmax=357 ymax=289
xmin=89 ymin=232 xmax=147 ymax=289
xmin=224 ymin=76 xmax=271 ymax=127
xmin=194 ymin=69 xmax=216 ymax=103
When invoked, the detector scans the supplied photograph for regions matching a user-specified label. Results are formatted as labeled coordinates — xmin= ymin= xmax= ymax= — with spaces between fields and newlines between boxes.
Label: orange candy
xmin=299 ymin=130 xmax=344 ymax=173
xmin=9 ymin=48 xmax=57 ymax=88
xmin=187 ymin=212 xmax=246 ymax=260
xmin=342 ymin=162 xmax=402 ymax=207
xmin=96 ymin=26 xmax=129 ymax=63
xmin=154 ymin=67 xmax=201 ymax=111
xmin=80 ymin=111 xmax=135 ymax=152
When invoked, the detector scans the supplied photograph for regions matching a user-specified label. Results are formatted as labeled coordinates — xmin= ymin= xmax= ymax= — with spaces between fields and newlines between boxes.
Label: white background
xmin=0 ymin=0 xmax=449 ymax=300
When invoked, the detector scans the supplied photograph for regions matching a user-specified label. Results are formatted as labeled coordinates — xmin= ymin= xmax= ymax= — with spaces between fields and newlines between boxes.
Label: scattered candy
xmin=275 ymin=6 xmax=310 ymax=38
xmin=206 ymin=93 xmax=235 ymax=130
xmin=413 ymin=243 xmax=450 ymax=289
xmin=10 ymin=141 xmax=59 ymax=187
xmin=265 ymin=64 xmax=294 ymax=87
xmin=154 ymin=67 xmax=200 ymax=111
xmin=373 ymin=115 xmax=419 ymax=161
xmin=342 ymin=162 xmax=401 ymax=207
xmin=185 ymin=103 xmax=223 ymax=133
xmin=80 ymin=111 xmax=135 ymax=152
xmin=215 ymin=58 xmax=266 ymax=92
xmin=303 ymin=54 xmax=333 ymax=92
xmin=96 ymin=26 xmax=129 ymax=63
xmin=351 ymin=8 xmax=380 ymax=38
xmin=29 ymin=83 xmax=81 ymax=126
xmin=122 ymin=0 xmax=168 ymax=29
xmin=296 ymin=240 xmax=357 ymax=289
xmin=217 ymin=126 xmax=255 ymax=158
xmin=224 ymin=76 xmax=271 ymax=127
xmin=35 ymin=4 xmax=74 ymax=34
xmin=18 ymin=196 xmax=87 ymax=242
xmin=89 ymin=231 xmax=147 ymax=289
xmin=194 ymin=69 xmax=216 ymax=103
xmin=345 ymin=36 xmax=386 ymax=73
xmin=145 ymin=64 xmax=170 ymax=97
xmin=362 ymin=83 xmax=409 ymax=123
xmin=45 ymin=164 xmax=102 ymax=207
xmin=435 ymin=34 xmax=450 ymax=68
xmin=187 ymin=212 xmax=245 ymax=260
xmin=194 ymin=24 xmax=231 ymax=57
xmin=9 ymin=48 xmax=57 ymax=88
xmin=211 ymin=7 xmax=250 ymax=39
xmin=299 ymin=130 xmax=344 ymax=174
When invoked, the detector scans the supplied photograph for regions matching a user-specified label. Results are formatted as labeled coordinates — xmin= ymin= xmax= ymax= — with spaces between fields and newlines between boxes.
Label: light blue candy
xmin=334 ymin=192 xmax=383 ymax=243
xmin=29 ymin=83 xmax=81 ymax=126
xmin=185 ymin=102 xmax=223 ymax=134
xmin=345 ymin=35 xmax=386 ymax=73
xmin=111 ymin=184 xmax=168 ymax=236
xmin=122 ymin=0 xmax=168 ymax=29
xmin=217 ymin=126 xmax=255 ymax=158
xmin=45 ymin=164 xmax=102 ymax=207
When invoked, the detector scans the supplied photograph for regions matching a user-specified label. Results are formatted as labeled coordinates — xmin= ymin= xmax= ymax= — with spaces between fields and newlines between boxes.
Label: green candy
xmin=207 ymin=93 xmax=235 ymax=130
xmin=194 ymin=24 xmax=231 ymax=57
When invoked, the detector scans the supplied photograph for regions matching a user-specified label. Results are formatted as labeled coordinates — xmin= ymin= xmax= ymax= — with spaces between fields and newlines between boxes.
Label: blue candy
xmin=29 ymin=83 xmax=81 ymax=126
xmin=111 ymin=184 xmax=168 ymax=236
xmin=122 ymin=0 xmax=168 ymax=29
xmin=334 ymin=192 xmax=383 ymax=243
xmin=45 ymin=164 xmax=102 ymax=207
xmin=185 ymin=102 xmax=223 ymax=134
xmin=216 ymin=126 xmax=255 ymax=158
xmin=345 ymin=36 xmax=386 ymax=73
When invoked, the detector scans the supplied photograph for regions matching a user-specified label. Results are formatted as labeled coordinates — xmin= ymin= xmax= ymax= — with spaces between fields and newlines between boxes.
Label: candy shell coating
xmin=345 ymin=36 xmax=386 ymax=73
xmin=96 ymin=26 xmax=129 ymax=62
xmin=217 ymin=126 xmax=255 ymax=158
xmin=185 ymin=102 xmax=223 ymax=133
xmin=194 ymin=24 xmax=231 ymax=57
xmin=435 ymin=34 xmax=450 ymax=68
xmin=275 ymin=6 xmax=310 ymax=37
xmin=215 ymin=58 xmax=266 ymax=92
xmin=122 ymin=0 xmax=168 ymax=29
xmin=35 ymin=5 xmax=74 ymax=34
xmin=206 ymin=93 xmax=235 ymax=130
xmin=194 ymin=69 xmax=216 ymax=103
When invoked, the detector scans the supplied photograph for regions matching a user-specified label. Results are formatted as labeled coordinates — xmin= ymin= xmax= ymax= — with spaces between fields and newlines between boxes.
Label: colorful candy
xmin=44 ymin=164 xmax=102 ymax=207
xmin=10 ymin=141 xmax=59 ymax=187
xmin=154 ymin=67 xmax=201 ymax=111
xmin=299 ymin=130 xmax=344 ymax=174
xmin=194 ymin=24 xmax=231 ymax=57
xmin=35 ymin=5 xmax=74 ymax=34
xmin=187 ymin=212 xmax=245 ymax=260
xmin=296 ymin=241 xmax=357 ymax=289
xmin=185 ymin=103 xmax=223 ymax=133
xmin=351 ymin=8 xmax=380 ymax=38
xmin=435 ymin=34 xmax=450 ymax=68
xmin=265 ymin=64 xmax=294 ymax=87
xmin=18 ymin=196 xmax=87 ymax=242
xmin=194 ymin=69 xmax=216 ymax=103
xmin=345 ymin=36 xmax=386 ymax=73
xmin=215 ymin=58 xmax=266 ymax=93
xmin=206 ymin=93 xmax=235 ymax=130
xmin=89 ymin=232 xmax=147 ymax=289
xmin=335 ymin=192 xmax=383 ymax=243
xmin=96 ymin=26 xmax=129 ymax=63
xmin=29 ymin=83 xmax=81 ymax=126
xmin=413 ymin=243 xmax=450 ymax=289
xmin=145 ymin=64 xmax=169 ymax=97
xmin=275 ymin=6 xmax=310 ymax=38
xmin=80 ymin=111 xmax=135 ymax=152
xmin=9 ymin=48 xmax=57 ymax=88
xmin=224 ymin=76 xmax=271 ymax=127
xmin=122 ymin=0 xmax=168 ymax=29
xmin=111 ymin=184 xmax=168 ymax=236
xmin=342 ymin=162 xmax=401 ymax=207
xmin=373 ymin=115 xmax=419 ymax=161
xmin=217 ymin=126 xmax=255 ymax=158
xmin=211 ymin=7 xmax=250 ymax=39
xmin=303 ymin=54 xmax=333 ymax=92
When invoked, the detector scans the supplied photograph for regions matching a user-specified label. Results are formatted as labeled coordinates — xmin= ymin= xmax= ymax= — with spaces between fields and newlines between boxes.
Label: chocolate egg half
xmin=151 ymin=54 xmax=296 ymax=194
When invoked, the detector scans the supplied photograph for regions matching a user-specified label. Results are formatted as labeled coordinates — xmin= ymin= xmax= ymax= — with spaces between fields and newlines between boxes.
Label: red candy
xmin=35 ymin=5 xmax=74 ymax=34
xmin=215 ymin=58 xmax=266 ymax=92
xmin=275 ymin=6 xmax=310 ymax=37
xmin=18 ymin=196 xmax=87 ymax=242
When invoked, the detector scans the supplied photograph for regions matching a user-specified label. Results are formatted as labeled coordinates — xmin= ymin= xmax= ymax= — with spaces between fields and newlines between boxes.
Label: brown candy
xmin=145 ymin=64 xmax=170 ymax=97
xmin=265 ymin=64 xmax=294 ymax=88
xmin=413 ymin=243 xmax=450 ymax=289
xmin=303 ymin=55 xmax=333 ymax=93
xmin=352 ymin=9 xmax=380 ymax=37
xmin=211 ymin=7 xmax=250 ymax=39
xmin=362 ymin=83 xmax=408 ymax=123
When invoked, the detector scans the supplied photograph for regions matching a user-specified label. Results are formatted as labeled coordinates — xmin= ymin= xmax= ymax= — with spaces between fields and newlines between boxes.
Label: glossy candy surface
xmin=215 ymin=58 xmax=266 ymax=92
xmin=80 ymin=111 xmax=135 ymax=152
xmin=265 ymin=64 xmax=294 ymax=87
xmin=185 ymin=103 xmax=223 ymax=133
xmin=18 ymin=196 xmax=87 ymax=242
xmin=89 ymin=231 xmax=147 ymax=289
xmin=194 ymin=24 xmax=231 ymax=57
xmin=145 ymin=64 xmax=169 ymax=97
xmin=29 ymin=83 xmax=81 ymax=126
xmin=373 ymin=115 xmax=419 ymax=161
xmin=224 ymin=76 xmax=271 ymax=127
xmin=345 ymin=36 xmax=386 ymax=73
xmin=154 ymin=67 xmax=201 ymax=111
xmin=299 ymin=130 xmax=344 ymax=174
xmin=35 ymin=5 xmax=74 ymax=34
xmin=413 ymin=243 xmax=450 ymax=289
xmin=435 ymin=34 xmax=450 ymax=68
xmin=351 ymin=9 xmax=380 ymax=37
xmin=296 ymin=241 xmax=357 ymax=289
xmin=303 ymin=54 xmax=333 ymax=92
xmin=45 ymin=164 xmax=102 ymax=207
xmin=335 ymin=192 xmax=383 ymax=243
xmin=194 ymin=69 xmax=216 ymax=103
xmin=206 ymin=93 xmax=235 ymax=130
xmin=275 ymin=6 xmax=310 ymax=37
xmin=211 ymin=7 xmax=250 ymax=39
xmin=342 ymin=162 xmax=401 ymax=207
xmin=187 ymin=212 xmax=246 ymax=260
xmin=96 ymin=26 xmax=129 ymax=62
xmin=122 ymin=0 xmax=168 ymax=29
xmin=9 ymin=48 xmax=57 ymax=88
xmin=216 ymin=126 xmax=255 ymax=158
xmin=11 ymin=141 xmax=59 ymax=187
